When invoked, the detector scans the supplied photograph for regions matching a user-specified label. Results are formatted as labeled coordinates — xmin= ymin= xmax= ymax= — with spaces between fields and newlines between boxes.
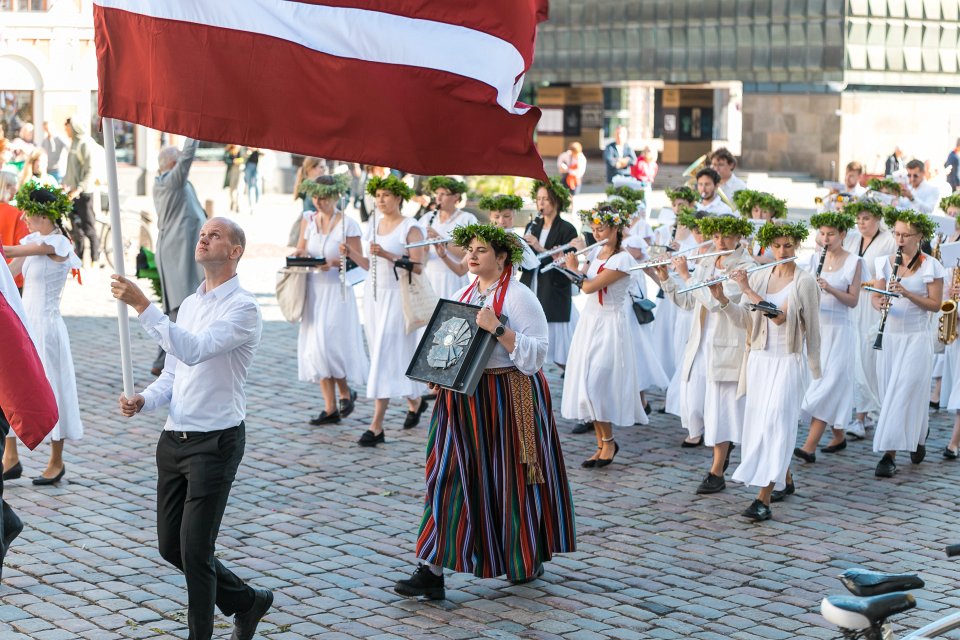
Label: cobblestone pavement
xmin=2 ymin=201 xmax=960 ymax=639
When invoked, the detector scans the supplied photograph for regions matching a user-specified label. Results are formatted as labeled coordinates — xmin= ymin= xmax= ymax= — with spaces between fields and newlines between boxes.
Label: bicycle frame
xmin=900 ymin=611 xmax=960 ymax=638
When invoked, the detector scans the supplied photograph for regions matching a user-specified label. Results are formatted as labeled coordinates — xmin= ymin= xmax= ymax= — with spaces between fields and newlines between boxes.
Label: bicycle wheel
xmin=100 ymin=221 xmax=114 ymax=269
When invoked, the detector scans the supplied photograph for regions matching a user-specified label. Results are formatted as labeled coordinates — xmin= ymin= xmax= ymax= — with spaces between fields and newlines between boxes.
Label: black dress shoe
xmin=403 ymin=398 xmax=429 ymax=429
xmin=358 ymin=430 xmax=385 ymax=447
xmin=657 ymin=406 xmax=667 ymax=414
xmin=771 ymin=482 xmax=795 ymax=503
xmin=930 ymin=400 xmax=940 ymax=411
xmin=875 ymin=453 xmax=896 ymax=478
xmin=642 ymin=402 xmax=652 ymax=415
xmin=722 ymin=443 xmax=736 ymax=472
xmin=742 ymin=499 xmax=772 ymax=522
xmin=509 ymin=563 xmax=544 ymax=585
xmin=394 ymin=563 xmax=446 ymax=600
xmin=339 ymin=389 xmax=358 ymax=418
xmin=681 ymin=436 xmax=703 ymax=448
xmin=944 ymin=446 xmax=959 ymax=460
xmin=2 ymin=510 xmax=23 ymax=551
xmin=231 ymin=587 xmax=273 ymax=640
xmin=910 ymin=444 xmax=926 ymax=464
xmin=571 ymin=421 xmax=593 ymax=434
xmin=2 ymin=462 xmax=22 ymax=481
xmin=793 ymin=447 xmax=816 ymax=463
xmin=595 ymin=441 xmax=619 ymax=468
xmin=309 ymin=410 xmax=341 ymax=426
xmin=821 ymin=439 xmax=847 ymax=454
xmin=32 ymin=466 xmax=65 ymax=486
xmin=695 ymin=472 xmax=725 ymax=494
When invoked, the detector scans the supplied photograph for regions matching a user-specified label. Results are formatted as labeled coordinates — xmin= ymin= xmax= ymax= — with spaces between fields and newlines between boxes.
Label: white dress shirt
xmin=720 ymin=173 xmax=748 ymax=199
xmin=698 ymin=197 xmax=734 ymax=216
xmin=139 ymin=276 xmax=262 ymax=432
xmin=908 ymin=180 xmax=941 ymax=214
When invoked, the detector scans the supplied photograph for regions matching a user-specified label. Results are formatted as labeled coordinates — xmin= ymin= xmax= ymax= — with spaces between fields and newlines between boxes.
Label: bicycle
xmin=820 ymin=544 xmax=960 ymax=639
xmin=95 ymin=200 xmax=154 ymax=273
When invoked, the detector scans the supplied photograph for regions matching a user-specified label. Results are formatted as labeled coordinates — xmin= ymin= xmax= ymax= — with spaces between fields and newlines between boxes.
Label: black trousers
xmin=156 ymin=424 xmax=253 ymax=640
xmin=70 ymin=192 xmax=99 ymax=262
xmin=0 ymin=408 xmax=22 ymax=582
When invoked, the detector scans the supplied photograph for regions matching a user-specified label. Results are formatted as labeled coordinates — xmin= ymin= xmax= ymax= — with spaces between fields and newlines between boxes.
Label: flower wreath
xmin=809 ymin=212 xmax=856 ymax=233
xmin=451 ymin=223 xmax=525 ymax=265
xmin=15 ymin=181 xmax=72 ymax=222
xmin=530 ymin=177 xmax=572 ymax=212
xmin=755 ymin=220 xmax=810 ymax=247
xmin=882 ymin=207 xmax=936 ymax=239
xmin=867 ymin=177 xmax=903 ymax=196
xmin=298 ymin=174 xmax=350 ymax=200
xmin=697 ymin=215 xmax=754 ymax=238
xmin=477 ymin=194 xmax=525 ymax=212
xmin=366 ymin=175 xmax=415 ymax=200
xmin=578 ymin=203 xmax=630 ymax=229
xmin=426 ymin=176 xmax=468 ymax=195
xmin=665 ymin=185 xmax=698 ymax=204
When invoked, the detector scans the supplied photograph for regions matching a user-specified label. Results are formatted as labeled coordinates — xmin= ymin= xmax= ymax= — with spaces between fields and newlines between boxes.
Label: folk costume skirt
xmin=415 ymin=368 xmax=576 ymax=581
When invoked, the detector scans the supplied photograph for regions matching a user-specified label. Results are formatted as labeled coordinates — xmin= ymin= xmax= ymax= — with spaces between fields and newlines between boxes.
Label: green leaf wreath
xmin=451 ymin=223 xmax=525 ymax=265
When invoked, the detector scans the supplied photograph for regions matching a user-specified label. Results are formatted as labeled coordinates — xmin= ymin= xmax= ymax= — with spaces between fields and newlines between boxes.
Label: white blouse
xmin=874 ymin=254 xmax=945 ymax=334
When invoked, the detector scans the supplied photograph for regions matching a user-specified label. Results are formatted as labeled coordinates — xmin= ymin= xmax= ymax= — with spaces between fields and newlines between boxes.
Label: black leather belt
xmin=169 ymin=423 xmax=242 ymax=442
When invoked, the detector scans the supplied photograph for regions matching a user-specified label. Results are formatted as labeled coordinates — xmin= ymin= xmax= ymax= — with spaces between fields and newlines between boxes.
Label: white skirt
xmin=648 ymin=293 xmax=677 ymax=379
xmin=853 ymin=295 xmax=881 ymax=414
xmin=679 ymin=346 xmax=744 ymax=446
xmin=561 ymin=306 xmax=647 ymax=426
xmin=30 ymin=314 xmax=83 ymax=442
xmin=664 ymin=366 xmax=682 ymax=417
xmin=298 ymin=278 xmax=369 ymax=385
xmin=873 ymin=331 xmax=933 ymax=453
xmin=547 ymin=306 xmax=579 ymax=366
xmin=732 ymin=352 xmax=804 ymax=491
xmin=633 ymin=320 xmax=670 ymax=391
xmin=362 ymin=287 xmax=424 ymax=400
xmin=945 ymin=339 xmax=960 ymax=411
xmin=800 ymin=321 xmax=855 ymax=428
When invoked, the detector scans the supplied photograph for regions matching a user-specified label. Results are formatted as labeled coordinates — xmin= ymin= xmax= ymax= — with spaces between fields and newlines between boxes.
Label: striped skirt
xmin=415 ymin=368 xmax=576 ymax=581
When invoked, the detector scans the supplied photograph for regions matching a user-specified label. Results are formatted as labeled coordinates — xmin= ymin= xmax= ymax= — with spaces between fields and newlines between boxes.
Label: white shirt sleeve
xmin=505 ymin=285 xmax=549 ymax=376
xmin=138 ymin=298 xmax=259 ymax=367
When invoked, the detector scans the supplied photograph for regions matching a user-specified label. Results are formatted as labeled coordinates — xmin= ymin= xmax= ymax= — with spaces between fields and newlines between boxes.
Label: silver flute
xmin=340 ymin=210 xmax=347 ymax=300
xmin=630 ymin=248 xmax=733 ymax=271
xmin=371 ymin=209 xmax=377 ymax=302
xmin=540 ymin=239 xmax=608 ymax=273
xmin=535 ymin=240 xmax=581 ymax=261
xmin=404 ymin=236 xmax=451 ymax=249
xmin=676 ymin=256 xmax=797 ymax=294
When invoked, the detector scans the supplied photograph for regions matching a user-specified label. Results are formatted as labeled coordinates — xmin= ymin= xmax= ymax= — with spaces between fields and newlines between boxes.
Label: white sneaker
xmin=846 ymin=419 xmax=866 ymax=440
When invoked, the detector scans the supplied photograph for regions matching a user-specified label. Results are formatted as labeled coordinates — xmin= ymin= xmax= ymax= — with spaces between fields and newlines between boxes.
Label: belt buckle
xmin=177 ymin=432 xmax=188 ymax=442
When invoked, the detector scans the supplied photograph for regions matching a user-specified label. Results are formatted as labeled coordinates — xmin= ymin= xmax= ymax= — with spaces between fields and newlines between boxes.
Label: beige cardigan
xmin=718 ymin=265 xmax=822 ymax=397
xmin=661 ymin=247 xmax=756 ymax=383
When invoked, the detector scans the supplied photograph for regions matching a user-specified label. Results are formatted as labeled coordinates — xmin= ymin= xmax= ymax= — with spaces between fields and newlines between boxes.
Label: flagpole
xmin=103 ymin=116 xmax=135 ymax=398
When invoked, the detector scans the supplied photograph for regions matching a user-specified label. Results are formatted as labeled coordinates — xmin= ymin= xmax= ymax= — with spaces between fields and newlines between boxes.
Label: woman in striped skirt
xmin=394 ymin=224 xmax=575 ymax=600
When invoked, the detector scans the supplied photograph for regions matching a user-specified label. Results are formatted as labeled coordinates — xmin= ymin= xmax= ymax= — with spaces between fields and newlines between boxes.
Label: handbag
xmin=275 ymin=267 xmax=308 ymax=323
xmin=396 ymin=257 xmax=439 ymax=334
xmin=631 ymin=291 xmax=656 ymax=325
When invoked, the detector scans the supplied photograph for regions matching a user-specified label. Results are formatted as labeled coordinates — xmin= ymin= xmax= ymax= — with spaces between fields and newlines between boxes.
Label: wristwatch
xmin=493 ymin=323 xmax=506 ymax=338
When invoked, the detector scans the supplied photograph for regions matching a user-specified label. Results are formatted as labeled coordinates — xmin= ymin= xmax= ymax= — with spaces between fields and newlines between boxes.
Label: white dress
xmin=297 ymin=213 xmax=369 ymax=385
xmin=872 ymin=255 xmax=945 ymax=453
xmin=362 ymin=216 xmax=425 ymax=400
xmin=540 ymin=226 xmax=579 ymax=366
xmin=421 ymin=209 xmax=478 ymax=299
xmin=944 ymin=262 xmax=960 ymax=410
xmin=800 ymin=252 xmax=862 ymax=428
xmin=19 ymin=232 xmax=83 ymax=442
xmin=732 ymin=284 xmax=803 ymax=491
xmin=844 ymin=229 xmax=897 ymax=415
xmin=620 ymin=236 xmax=669 ymax=391
xmin=562 ymin=251 xmax=647 ymax=426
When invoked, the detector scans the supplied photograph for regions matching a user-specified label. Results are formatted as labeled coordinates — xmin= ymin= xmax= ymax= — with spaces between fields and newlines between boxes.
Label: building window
xmin=0 ymin=0 xmax=48 ymax=10
xmin=90 ymin=92 xmax=136 ymax=165
xmin=1 ymin=90 xmax=32 ymax=139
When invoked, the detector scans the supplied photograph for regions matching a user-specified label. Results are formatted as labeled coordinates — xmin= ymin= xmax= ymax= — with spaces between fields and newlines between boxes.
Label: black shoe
xmin=771 ymin=482 xmax=795 ymax=503
xmin=339 ymin=389 xmax=358 ymax=418
xmin=581 ymin=449 xmax=600 ymax=468
xmin=741 ymin=499 xmax=772 ymax=522
xmin=681 ymin=436 xmax=703 ymax=448
xmin=595 ymin=441 xmax=619 ymax=468
xmin=821 ymin=439 xmax=847 ymax=454
xmin=944 ymin=446 xmax=959 ymax=460
xmin=930 ymin=400 xmax=940 ymax=411
xmin=910 ymin=444 xmax=926 ymax=464
xmin=642 ymin=403 xmax=652 ymax=415
xmin=394 ymin=563 xmax=446 ymax=600
xmin=695 ymin=472 xmax=726 ymax=494
xmin=403 ymin=398 xmax=429 ymax=429
xmin=722 ymin=443 xmax=736 ymax=472
xmin=793 ymin=447 xmax=816 ymax=463
xmin=32 ymin=466 xmax=65 ymax=486
xmin=875 ymin=453 xmax=897 ymax=478
xmin=231 ymin=587 xmax=273 ymax=640
xmin=2 ymin=462 xmax=22 ymax=481
xmin=657 ymin=406 xmax=667 ymax=414
xmin=358 ymin=430 xmax=385 ymax=447
xmin=509 ymin=564 xmax=544 ymax=585
xmin=309 ymin=410 xmax=341 ymax=426
xmin=571 ymin=421 xmax=593 ymax=434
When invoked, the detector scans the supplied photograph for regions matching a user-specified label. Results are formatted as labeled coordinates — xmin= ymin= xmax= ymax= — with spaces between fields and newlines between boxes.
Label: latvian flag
xmin=93 ymin=0 xmax=550 ymax=179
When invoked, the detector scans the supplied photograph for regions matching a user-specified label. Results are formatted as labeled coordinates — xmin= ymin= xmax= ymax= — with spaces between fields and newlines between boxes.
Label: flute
xmin=371 ymin=208 xmax=378 ymax=302
xmin=340 ymin=210 xmax=347 ymax=300
xmin=676 ymin=257 xmax=797 ymax=294
xmin=534 ymin=240 xmax=581 ymax=261
xmin=873 ymin=247 xmax=903 ymax=351
xmin=630 ymin=248 xmax=733 ymax=272
xmin=405 ymin=236 xmax=451 ymax=249
xmin=540 ymin=239 xmax=608 ymax=273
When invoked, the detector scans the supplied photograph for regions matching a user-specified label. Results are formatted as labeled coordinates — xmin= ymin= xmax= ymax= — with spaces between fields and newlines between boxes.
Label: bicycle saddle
xmin=821 ymin=593 xmax=916 ymax=630
xmin=839 ymin=568 xmax=924 ymax=596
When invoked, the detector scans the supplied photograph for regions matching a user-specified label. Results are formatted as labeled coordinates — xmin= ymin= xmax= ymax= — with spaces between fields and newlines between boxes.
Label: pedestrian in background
xmin=603 ymin=125 xmax=636 ymax=183
xmin=41 ymin=121 xmax=68 ymax=184
xmin=244 ymin=147 xmax=261 ymax=210
xmin=61 ymin=118 xmax=98 ymax=265
xmin=885 ymin=146 xmax=905 ymax=177
xmin=944 ymin=138 xmax=959 ymax=193
xmin=557 ymin=142 xmax=586 ymax=194
xmin=222 ymin=145 xmax=243 ymax=213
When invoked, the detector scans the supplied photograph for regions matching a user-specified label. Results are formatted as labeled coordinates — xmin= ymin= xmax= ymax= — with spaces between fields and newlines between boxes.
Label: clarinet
xmin=525 ymin=209 xmax=543 ymax=238
xmin=873 ymin=247 xmax=903 ymax=351
xmin=815 ymin=245 xmax=827 ymax=279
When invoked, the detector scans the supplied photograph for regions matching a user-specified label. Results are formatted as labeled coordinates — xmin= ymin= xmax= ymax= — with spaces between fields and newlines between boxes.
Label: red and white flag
xmin=93 ymin=0 xmax=549 ymax=180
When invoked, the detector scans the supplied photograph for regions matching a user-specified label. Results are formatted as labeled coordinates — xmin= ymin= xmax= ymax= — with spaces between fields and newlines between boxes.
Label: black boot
xmin=394 ymin=563 xmax=445 ymax=600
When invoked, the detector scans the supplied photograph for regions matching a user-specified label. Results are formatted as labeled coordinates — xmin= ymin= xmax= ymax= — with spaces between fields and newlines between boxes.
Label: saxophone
xmin=939 ymin=259 xmax=959 ymax=345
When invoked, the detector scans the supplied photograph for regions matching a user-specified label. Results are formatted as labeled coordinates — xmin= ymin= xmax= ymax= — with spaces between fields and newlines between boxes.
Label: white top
xmin=140 ymin=276 xmax=263 ymax=432
xmin=303 ymin=212 xmax=361 ymax=285
xmin=802 ymin=252 xmax=862 ymax=324
xmin=761 ymin=283 xmax=793 ymax=356
xmin=456 ymin=278 xmax=547 ymax=376
xmin=874 ymin=255 xmax=945 ymax=334
xmin=909 ymin=180 xmax=941 ymax=215
xmin=720 ymin=173 xmax=748 ymax=199
xmin=584 ymin=250 xmax=635 ymax=311
xmin=844 ymin=229 xmax=896 ymax=280
xmin=363 ymin=215 xmax=422 ymax=291
xmin=697 ymin=197 xmax=734 ymax=216
xmin=421 ymin=209 xmax=477 ymax=262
